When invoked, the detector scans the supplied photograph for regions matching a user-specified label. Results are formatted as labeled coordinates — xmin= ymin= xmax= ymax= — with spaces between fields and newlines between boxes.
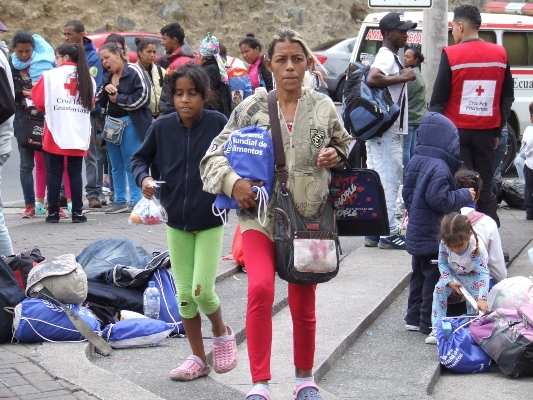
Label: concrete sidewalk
xmin=0 ymin=203 xmax=531 ymax=399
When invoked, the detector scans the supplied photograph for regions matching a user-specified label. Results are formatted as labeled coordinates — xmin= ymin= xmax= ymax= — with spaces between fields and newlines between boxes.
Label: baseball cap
xmin=379 ymin=13 xmax=417 ymax=32
xmin=0 ymin=21 xmax=8 ymax=32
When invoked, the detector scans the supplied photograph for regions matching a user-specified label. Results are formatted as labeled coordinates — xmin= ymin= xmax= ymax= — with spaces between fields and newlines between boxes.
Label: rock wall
xmin=0 ymin=1 xmax=531 ymax=56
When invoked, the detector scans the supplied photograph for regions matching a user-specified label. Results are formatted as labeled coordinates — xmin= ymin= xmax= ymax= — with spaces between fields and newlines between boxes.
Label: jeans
xmin=85 ymin=114 xmax=103 ymax=199
xmin=44 ymin=152 xmax=83 ymax=214
xmin=105 ymin=116 xmax=142 ymax=205
xmin=0 ymin=154 xmax=14 ymax=256
xmin=76 ymin=237 xmax=151 ymax=281
xmin=13 ymin=104 xmax=35 ymax=206
xmin=525 ymin=165 xmax=533 ymax=219
xmin=366 ymin=130 xmax=403 ymax=236
xmin=402 ymin=125 xmax=418 ymax=181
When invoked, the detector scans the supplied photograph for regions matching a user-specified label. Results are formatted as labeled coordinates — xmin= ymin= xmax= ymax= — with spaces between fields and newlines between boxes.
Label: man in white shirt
xmin=364 ymin=12 xmax=416 ymax=250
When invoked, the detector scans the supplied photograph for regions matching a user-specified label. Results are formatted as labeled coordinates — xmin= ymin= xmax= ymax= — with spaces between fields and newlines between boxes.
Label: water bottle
xmin=442 ymin=320 xmax=452 ymax=340
xmin=143 ymin=281 xmax=160 ymax=319
xmin=244 ymin=81 xmax=253 ymax=99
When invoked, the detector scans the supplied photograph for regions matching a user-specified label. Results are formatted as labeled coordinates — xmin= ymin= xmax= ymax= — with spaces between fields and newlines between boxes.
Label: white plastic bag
xmin=129 ymin=196 xmax=168 ymax=225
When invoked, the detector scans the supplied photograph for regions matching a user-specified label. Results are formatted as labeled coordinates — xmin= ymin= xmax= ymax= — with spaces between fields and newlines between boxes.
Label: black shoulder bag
xmin=268 ymin=90 xmax=340 ymax=286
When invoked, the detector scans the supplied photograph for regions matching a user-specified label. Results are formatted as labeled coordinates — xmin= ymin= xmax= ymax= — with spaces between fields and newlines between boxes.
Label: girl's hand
xmin=468 ymin=188 xmax=476 ymax=201
xmin=141 ymin=176 xmax=156 ymax=199
xmin=477 ymin=299 xmax=489 ymax=314
xmin=317 ymin=147 xmax=338 ymax=169
xmin=232 ymin=179 xmax=263 ymax=209
xmin=105 ymin=84 xmax=118 ymax=103
xmin=447 ymin=281 xmax=463 ymax=295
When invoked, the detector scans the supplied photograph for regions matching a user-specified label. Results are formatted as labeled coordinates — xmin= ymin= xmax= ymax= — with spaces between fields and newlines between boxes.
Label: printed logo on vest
xmin=460 ymin=80 xmax=496 ymax=117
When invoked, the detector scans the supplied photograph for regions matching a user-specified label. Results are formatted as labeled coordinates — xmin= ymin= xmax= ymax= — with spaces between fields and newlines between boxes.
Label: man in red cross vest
xmin=430 ymin=5 xmax=514 ymax=227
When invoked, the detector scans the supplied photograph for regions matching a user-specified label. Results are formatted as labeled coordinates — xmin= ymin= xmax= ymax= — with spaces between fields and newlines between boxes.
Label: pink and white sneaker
xmin=169 ymin=355 xmax=210 ymax=381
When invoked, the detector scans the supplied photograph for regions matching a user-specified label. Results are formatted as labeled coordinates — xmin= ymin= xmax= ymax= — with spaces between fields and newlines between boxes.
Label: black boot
xmin=72 ymin=212 xmax=87 ymax=223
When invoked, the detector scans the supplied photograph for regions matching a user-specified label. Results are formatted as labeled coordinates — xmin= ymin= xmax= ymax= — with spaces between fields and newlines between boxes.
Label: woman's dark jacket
xmin=131 ymin=110 xmax=228 ymax=232
xmin=258 ymin=55 xmax=273 ymax=92
xmin=402 ymin=112 xmax=472 ymax=256
xmin=202 ymin=58 xmax=232 ymax=118
xmin=97 ymin=62 xmax=152 ymax=142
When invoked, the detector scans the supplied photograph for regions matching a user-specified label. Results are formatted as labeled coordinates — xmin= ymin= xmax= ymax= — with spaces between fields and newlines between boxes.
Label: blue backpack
xmin=342 ymin=57 xmax=405 ymax=140
xmin=226 ymin=58 xmax=253 ymax=110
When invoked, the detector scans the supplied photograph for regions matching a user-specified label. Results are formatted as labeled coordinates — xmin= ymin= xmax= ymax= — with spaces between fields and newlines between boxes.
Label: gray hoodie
xmin=0 ymin=40 xmax=14 ymax=156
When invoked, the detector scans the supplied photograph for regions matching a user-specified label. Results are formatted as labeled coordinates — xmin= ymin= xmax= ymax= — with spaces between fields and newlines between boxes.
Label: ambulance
xmin=349 ymin=2 xmax=533 ymax=172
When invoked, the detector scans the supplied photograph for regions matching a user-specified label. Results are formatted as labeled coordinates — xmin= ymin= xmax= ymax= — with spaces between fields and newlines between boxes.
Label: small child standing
xmin=131 ymin=63 xmax=237 ymax=380
xmin=519 ymin=102 xmax=533 ymax=220
xmin=427 ymin=212 xmax=491 ymax=344
xmin=402 ymin=112 xmax=475 ymax=337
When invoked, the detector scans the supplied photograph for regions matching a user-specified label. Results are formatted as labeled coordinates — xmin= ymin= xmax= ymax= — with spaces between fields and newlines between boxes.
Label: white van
xmin=349 ymin=7 xmax=533 ymax=171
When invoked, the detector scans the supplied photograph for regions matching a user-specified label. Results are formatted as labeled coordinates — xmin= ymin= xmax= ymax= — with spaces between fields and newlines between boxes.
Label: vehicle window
xmin=502 ymin=32 xmax=533 ymax=66
xmin=447 ymin=30 xmax=496 ymax=46
xmin=124 ymin=36 xmax=138 ymax=52
xmin=312 ymin=38 xmax=346 ymax=51
xmin=355 ymin=27 xmax=422 ymax=63
xmin=346 ymin=41 xmax=355 ymax=54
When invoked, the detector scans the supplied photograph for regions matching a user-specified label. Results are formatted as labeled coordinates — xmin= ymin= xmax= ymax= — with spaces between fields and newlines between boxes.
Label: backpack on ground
xmin=470 ymin=304 xmax=533 ymax=378
xmin=226 ymin=58 xmax=252 ymax=109
xmin=4 ymin=248 xmax=45 ymax=290
xmin=0 ymin=257 xmax=26 ymax=344
xmin=148 ymin=268 xmax=185 ymax=336
xmin=342 ymin=57 xmax=405 ymax=141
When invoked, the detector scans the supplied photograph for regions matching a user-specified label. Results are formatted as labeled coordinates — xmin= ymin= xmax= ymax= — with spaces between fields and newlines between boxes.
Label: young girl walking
xmin=130 ymin=63 xmax=237 ymax=380
xmin=428 ymin=212 xmax=491 ymax=344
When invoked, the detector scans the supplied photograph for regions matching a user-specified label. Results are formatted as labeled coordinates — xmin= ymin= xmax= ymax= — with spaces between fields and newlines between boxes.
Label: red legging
xmin=242 ymin=229 xmax=317 ymax=383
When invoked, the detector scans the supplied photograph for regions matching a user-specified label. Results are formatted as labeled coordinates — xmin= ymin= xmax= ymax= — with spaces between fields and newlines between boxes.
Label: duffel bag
xmin=0 ymin=258 xmax=25 ymax=344
xmin=470 ymin=304 xmax=533 ymax=378
xmin=13 ymin=298 xmax=100 ymax=343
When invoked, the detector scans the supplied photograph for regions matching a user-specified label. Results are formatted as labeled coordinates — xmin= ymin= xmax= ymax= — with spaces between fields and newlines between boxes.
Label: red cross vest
xmin=443 ymin=40 xmax=507 ymax=130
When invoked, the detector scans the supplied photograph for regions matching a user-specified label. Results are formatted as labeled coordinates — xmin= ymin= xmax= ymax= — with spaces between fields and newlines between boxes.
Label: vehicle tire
xmin=335 ymin=78 xmax=345 ymax=102
xmin=496 ymin=123 xmax=518 ymax=175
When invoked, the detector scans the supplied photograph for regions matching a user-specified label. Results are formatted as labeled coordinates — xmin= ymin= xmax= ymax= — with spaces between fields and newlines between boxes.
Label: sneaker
xmin=88 ymin=197 xmax=102 ymax=208
xmin=405 ymin=324 xmax=419 ymax=331
xmin=67 ymin=202 xmax=72 ymax=216
xmin=105 ymin=203 xmax=129 ymax=214
xmin=364 ymin=236 xmax=379 ymax=247
xmin=378 ymin=234 xmax=406 ymax=250
xmin=72 ymin=212 xmax=87 ymax=223
xmin=294 ymin=382 xmax=324 ymax=400
xmin=425 ymin=328 xmax=438 ymax=345
xmin=21 ymin=205 xmax=35 ymax=218
xmin=169 ymin=355 xmax=210 ymax=381
xmin=212 ymin=326 xmax=238 ymax=374
xmin=59 ymin=208 xmax=68 ymax=218
xmin=35 ymin=202 xmax=47 ymax=215
xmin=45 ymin=213 xmax=60 ymax=223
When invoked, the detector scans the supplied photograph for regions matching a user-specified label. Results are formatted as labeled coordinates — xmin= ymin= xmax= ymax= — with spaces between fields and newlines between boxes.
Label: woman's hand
xmin=477 ymin=299 xmax=489 ymax=315
xmin=468 ymin=188 xmax=476 ymax=201
xmin=232 ymin=179 xmax=263 ymax=209
xmin=105 ymin=84 xmax=118 ymax=103
xmin=141 ymin=176 xmax=156 ymax=199
xmin=447 ymin=281 xmax=463 ymax=295
xmin=317 ymin=147 xmax=338 ymax=169
xmin=22 ymin=90 xmax=32 ymax=99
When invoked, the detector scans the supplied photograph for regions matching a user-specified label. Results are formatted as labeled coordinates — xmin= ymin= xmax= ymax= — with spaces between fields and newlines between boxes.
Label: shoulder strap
xmin=267 ymin=90 xmax=289 ymax=194
xmin=393 ymin=54 xmax=406 ymax=132
xmin=38 ymin=287 xmax=112 ymax=356
xmin=229 ymin=58 xmax=235 ymax=68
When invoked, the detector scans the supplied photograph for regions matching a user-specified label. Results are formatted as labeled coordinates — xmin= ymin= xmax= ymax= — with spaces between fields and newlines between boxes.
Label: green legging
xmin=167 ymin=225 xmax=224 ymax=319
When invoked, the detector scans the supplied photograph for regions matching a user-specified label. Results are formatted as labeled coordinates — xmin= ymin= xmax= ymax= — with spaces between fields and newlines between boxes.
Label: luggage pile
xmin=0 ymin=239 xmax=185 ymax=356
xmin=436 ymin=275 xmax=533 ymax=378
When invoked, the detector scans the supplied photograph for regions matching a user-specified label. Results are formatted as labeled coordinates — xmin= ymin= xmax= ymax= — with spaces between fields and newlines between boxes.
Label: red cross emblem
xmin=475 ymin=85 xmax=484 ymax=96
xmin=64 ymin=78 xmax=78 ymax=96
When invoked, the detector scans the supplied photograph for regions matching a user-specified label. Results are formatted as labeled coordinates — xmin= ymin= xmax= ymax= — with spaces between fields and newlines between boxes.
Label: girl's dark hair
xmin=104 ymin=33 xmax=126 ymax=50
xmin=267 ymin=28 xmax=312 ymax=61
xmin=55 ymin=43 xmax=94 ymax=110
xmin=454 ymin=166 xmax=482 ymax=196
xmin=135 ymin=37 xmax=158 ymax=55
xmin=239 ymin=33 xmax=262 ymax=51
xmin=98 ymin=42 xmax=127 ymax=63
xmin=169 ymin=62 xmax=215 ymax=106
xmin=11 ymin=30 xmax=34 ymax=49
xmin=219 ymin=42 xmax=227 ymax=60
xmin=439 ymin=212 xmax=480 ymax=257
xmin=405 ymin=46 xmax=425 ymax=67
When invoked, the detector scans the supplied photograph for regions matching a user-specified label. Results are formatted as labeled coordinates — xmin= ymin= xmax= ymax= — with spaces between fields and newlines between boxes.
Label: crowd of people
xmin=0 ymin=3 xmax=530 ymax=399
